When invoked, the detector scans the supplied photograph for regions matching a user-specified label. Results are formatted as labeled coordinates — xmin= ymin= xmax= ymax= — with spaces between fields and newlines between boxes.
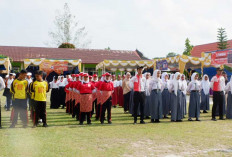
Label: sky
xmin=1 ymin=0 xmax=232 ymax=59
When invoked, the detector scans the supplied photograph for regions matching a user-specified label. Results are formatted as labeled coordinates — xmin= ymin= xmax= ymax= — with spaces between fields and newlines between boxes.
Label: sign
xmin=211 ymin=49 xmax=232 ymax=65
xmin=156 ymin=60 xmax=168 ymax=70
xmin=40 ymin=60 xmax=68 ymax=75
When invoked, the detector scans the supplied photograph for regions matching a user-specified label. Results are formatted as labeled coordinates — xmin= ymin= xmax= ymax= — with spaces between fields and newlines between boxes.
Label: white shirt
xmin=161 ymin=80 xmax=170 ymax=91
xmin=59 ymin=78 xmax=68 ymax=87
xmin=117 ymin=80 xmax=122 ymax=87
xmin=187 ymin=81 xmax=201 ymax=92
xmin=6 ymin=78 xmax=14 ymax=89
xmin=145 ymin=79 xmax=151 ymax=96
xmin=50 ymin=81 xmax=60 ymax=89
xmin=210 ymin=75 xmax=225 ymax=91
xmin=113 ymin=80 xmax=118 ymax=88
xmin=0 ymin=77 xmax=5 ymax=90
xmin=129 ymin=75 xmax=146 ymax=92
xmin=26 ymin=78 xmax=33 ymax=86
xmin=149 ymin=78 xmax=162 ymax=90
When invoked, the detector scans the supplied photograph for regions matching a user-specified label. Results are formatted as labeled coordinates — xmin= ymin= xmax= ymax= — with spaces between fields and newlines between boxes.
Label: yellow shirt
xmin=33 ymin=80 xmax=49 ymax=102
xmin=10 ymin=79 xmax=28 ymax=99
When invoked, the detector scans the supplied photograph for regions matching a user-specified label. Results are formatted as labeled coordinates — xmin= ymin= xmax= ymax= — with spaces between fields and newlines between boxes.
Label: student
xmin=26 ymin=72 xmax=33 ymax=111
xmin=0 ymin=75 xmax=5 ymax=128
xmin=99 ymin=73 xmax=114 ymax=124
xmin=4 ymin=73 xmax=14 ymax=111
xmin=32 ymin=70 xmax=49 ymax=127
xmin=161 ymin=72 xmax=170 ymax=118
xmin=130 ymin=66 xmax=146 ymax=124
xmin=91 ymin=74 xmax=98 ymax=116
xmin=59 ymin=75 xmax=68 ymax=109
xmin=10 ymin=70 xmax=28 ymax=128
xmin=50 ymin=76 xmax=60 ymax=109
xmin=76 ymin=73 xmax=95 ymax=125
xmin=111 ymin=75 xmax=118 ymax=108
xmin=143 ymin=73 xmax=151 ymax=118
xmin=168 ymin=72 xmax=184 ymax=122
xmin=187 ymin=72 xmax=201 ymax=121
xmin=149 ymin=70 xmax=163 ymax=123
xmin=225 ymin=77 xmax=232 ymax=119
xmin=200 ymin=75 xmax=210 ymax=113
xmin=117 ymin=75 xmax=124 ymax=107
xmin=122 ymin=72 xmax=131 ymax=113
xmin=181 ymin=74 xmax=187 ymax=117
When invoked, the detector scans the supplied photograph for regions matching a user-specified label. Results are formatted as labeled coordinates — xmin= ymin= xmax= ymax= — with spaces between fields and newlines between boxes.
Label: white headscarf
xmin=191 ymin=72 xmax=198 ymax=83
xmin=161 ymin=72 xmax=168 ymax=82
xmin=173 ymin=72 xmax=181 ymax=96
xmin=152 ymin=70 xmax=161 ymax=80
xmin=201 ymin=74 xmax=210 ymax=95
xmin=181 ymin=74 xmax=187 ymax=95
xmin=83 ymin=77 xmax=89 ymax=84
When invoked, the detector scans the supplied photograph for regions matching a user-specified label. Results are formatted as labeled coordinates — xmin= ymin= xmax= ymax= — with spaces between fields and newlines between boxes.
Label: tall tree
xmin=217 ymin=27 xmax=229 ymax=50
xmin=183 ymin=38 xmax=193 ymax=56
xmin=48 ymin=3 xmax=91 ymax=48
xmin=166 ymin=52 xmax=178 ymax=58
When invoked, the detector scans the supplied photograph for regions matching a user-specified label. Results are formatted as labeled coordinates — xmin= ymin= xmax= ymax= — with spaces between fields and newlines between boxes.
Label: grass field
xmin=1 ymin=93 xmax=232 ymax=157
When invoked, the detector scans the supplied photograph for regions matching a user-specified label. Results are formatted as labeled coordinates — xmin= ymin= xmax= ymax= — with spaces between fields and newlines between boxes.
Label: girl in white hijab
xmin=225 ymin=76 xmax=232 ymax=119
xmin=200 ymin=74 xmax=210 ymax=113
xmin=168 ymin=72 xmax=184 ymax=122
xmin=144 ymin=72 xmax=151 ymax=118
xmin=149 ymin=70 xmax=163 ymax=123
xmin=187 ymin=72 xmax=201 ymax=121
xmin=181 ymin=74 xmax=187 ymax=117
xmin=161 ymin=72 xmax=171 ymax=118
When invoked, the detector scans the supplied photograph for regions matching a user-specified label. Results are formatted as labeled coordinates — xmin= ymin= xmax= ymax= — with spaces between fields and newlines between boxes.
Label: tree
xmin=105 ymin=47 xmax=111 ymax=50
xmin=217 ymin=27 xmax=229 ymax=50
xmin=166 ymin=52 xmax=178 ymax=58
xmin=58 ymin=43 xmax=75 ymax=48
xmin=48 ymin=3 xmax=91 ymax=48
xmin=183 ymin=38 xmax=193 ymax=56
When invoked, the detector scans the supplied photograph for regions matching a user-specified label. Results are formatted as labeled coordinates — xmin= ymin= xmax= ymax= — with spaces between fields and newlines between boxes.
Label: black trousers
xmin=59 ymin=87 xmax=66 ymax=107
xmin=74 ymin=102 xmax=80 ymax=120
xmin=12 ymin=99 xmax=28 ymax=126
xmin=212 ymin=91 xmax=224 ymax=118
xmin=123 ymin=92 xmax=131 ymax=112
xmin=95 ymin=103 xmax=101 ymax=119
xmin=100 ymin=97 xmax=112 ymax=122
xmin=92 ymin=99 xmax=97 ymax=115
xmin=34 ymin=101 xmax=46 ymax=125
xmin=5 ymin=89 xmax=12 ymax=110
xmin=80 ymin=112 xmax=91 ymax=123
xmin=133 ymin=91 xmax=146 ymax=122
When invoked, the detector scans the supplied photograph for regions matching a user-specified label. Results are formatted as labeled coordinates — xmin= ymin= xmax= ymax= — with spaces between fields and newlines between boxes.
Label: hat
xmin=83 ymin=73 xmax=89 ymax=77
xmin=27 ymin=72 xmax=32 ymax=76
xmin=89 ymin=75 xmax=93 ymax=78
xmin=75 ymin=74 xmax=79 ymax=77
xmin=105 ymin=72 xmax=111 ymax=76
xmin=216 ymin=67 xmax=224 ymax=71
xmin=137 ymin=66 xmax=144 ymax=70
xmin=71 ymin=74 xmax=75 ymax=77
xmin=93 ymin=74 xmax=98 ymax=77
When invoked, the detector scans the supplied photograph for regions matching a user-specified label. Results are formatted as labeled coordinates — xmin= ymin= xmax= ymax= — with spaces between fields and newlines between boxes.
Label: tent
xmin=96 ymin=60 xmax=155 ymax=74
xmin=0 ymin=57 xmax=11 ymax=74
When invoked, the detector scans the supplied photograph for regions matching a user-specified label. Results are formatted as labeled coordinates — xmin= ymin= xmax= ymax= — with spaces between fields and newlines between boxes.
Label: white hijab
xmin=173 ymin=72 xmax=181 ymax=96
xmin=191 ymin=72 xmax=198 ymax=83
xmin=152 ymin=70 xmax=161 ymax=80
xmin=181 ymin=74 xmax=187 ymax=95
xmin=201 ymin=74 xmax=210 ymax=95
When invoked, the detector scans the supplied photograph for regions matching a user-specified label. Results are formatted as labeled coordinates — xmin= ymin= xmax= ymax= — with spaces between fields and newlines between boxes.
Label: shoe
xmin=196 ymin=119 xmax=201 ymax=121
xmin=219 ymin=118 xmax=225 ymax=120
xmin=9 ymin=125 xmax=15 ymax=128
xmin=101 ymin=121 xmax=104 ymax=124
xmin=133 ymin=121 xmax=137 ymax=125
xmin=188 ymin=118 xmax=193 ymax=121
xmin=151 ymin=119 xmax=155 ymax=123
xmin=113 ymin=106 xmax=116 ymax=108
xmin=176 ymin=120 xmax=183 ymax=122
xmin=140 ymin=121 xmax=145 ymax=124
xmin=211 ymin=118 xmax=217 ymax=121
xmin=203 ymin=110 xmax=208 ymax=113
xmin=87 ymin=122 xmax=92 ymax=125
xmin=79 ymin=122 xmax=83 ymax=125
xmin=171 ymin=120 xmax=175 ymax=122
xmin=43 ymin=123 xmax=48 ymax=127
xmin=155 ymin=119 xmax=160 ymax=123
xmin=108 ymin=121 xmax=112 ymax=124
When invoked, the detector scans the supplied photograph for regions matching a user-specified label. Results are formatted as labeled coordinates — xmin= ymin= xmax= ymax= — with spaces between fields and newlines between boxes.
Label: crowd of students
xmin=0 ymin=66 xmax=230 ymax=128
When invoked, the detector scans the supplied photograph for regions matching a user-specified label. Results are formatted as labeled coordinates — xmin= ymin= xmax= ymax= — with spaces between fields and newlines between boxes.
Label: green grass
xmin=1 ymin=93 xmax=232 ymax=157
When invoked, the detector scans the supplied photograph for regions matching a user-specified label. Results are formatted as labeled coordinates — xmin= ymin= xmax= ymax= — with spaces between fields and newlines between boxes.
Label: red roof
xmin=0 ymin=46 xmax=142 ymax=64
xmin=191 ymin=40 xmax=232 ymax=57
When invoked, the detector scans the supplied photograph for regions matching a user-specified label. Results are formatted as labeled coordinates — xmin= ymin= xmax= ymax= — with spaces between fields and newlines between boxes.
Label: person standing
xmin=50 ymin=76 xmax=60 ymax=109
xmin=130 ymin=66 xmax=146 ymax=124
xmin=59 ymin=75 xmax=68 ymax=109
xmin=143 ymin=72 xmax=151 ymax=118
xmin=200 ymin=75 xmax=210 ymax=113
xmin=10 ymin=70 xmax=28 ymax=128
xmin=3 ymin=73 xmax=14 ymax=111
xmin=32 ymin=71 xmax=49 ymax=127
xmin=225 ymin=76 xmax=232 ymax=119
xmin=26 ymin=72 xmax=33 ymax=110
xmin=0 ymin=75 xmax=5 ymax=128
xmin=161 ymin=72 xmax=171 ymax=118
xmin=91 ymin=74 xmax=98 ymax=116
xmin=117 ymin=75 xmax=124 ymax=107
xmin=122 ymin=72 xmax=131 ymax=113
xmin=187 ymin=73 xmax=201 ymax=121
xmin=99 ymin=73 xmax=114 ymax=124
xmin=149 ymin=70 xmax=163 ymax=123
xmin=211 ymin=67 xmax=226 ymax=121
xmin=111 ymin=75 xmax=118 ymax=108
xmin=168 ymin=72 xmax=184 ymax=122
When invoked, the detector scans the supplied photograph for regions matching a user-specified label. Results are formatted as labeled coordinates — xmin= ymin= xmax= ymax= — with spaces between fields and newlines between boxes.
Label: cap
xmin=93 ymin=74 xmax=98 ymax=77
xmin=89 ymin=75 xmax=93 ymax=78
xmin=75 ymin=74 xmax=79 ymax=77
xmin=27 ymin=72 xmax=32 ymax=76
xmin=105 ymin=72 xmax=111 ymax=76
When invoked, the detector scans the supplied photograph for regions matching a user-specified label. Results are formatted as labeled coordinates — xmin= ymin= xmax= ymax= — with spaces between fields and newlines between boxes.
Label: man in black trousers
xmin=211 ymin=67 xmax=226 ymax=121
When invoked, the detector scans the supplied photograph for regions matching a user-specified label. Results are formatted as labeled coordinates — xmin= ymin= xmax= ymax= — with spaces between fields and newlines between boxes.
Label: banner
xmin=211 ymin=49 xmax=232 ymax=65
xmin=39 ymin=60 xmax=68 ymax=75
xmin=156 ymin=60 xmax=168 ymax=70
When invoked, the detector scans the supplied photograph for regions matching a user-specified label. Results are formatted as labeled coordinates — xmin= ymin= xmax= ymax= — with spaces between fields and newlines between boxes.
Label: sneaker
xmin=188 ymin=118 xmax=193 ymax=121
xmin=42 ymin=123 xmax=48 ymax=127
xmin=219 ymin=118 xmax=225 ymax=120
xmin=203 ymin=110 xmax=208 ymax=113
xmin=108 ymin=121 xmax=112 ymax=124
xmin=196 ymin=118 xmax=201 ymax=121
xmin=211 ymin=118 xmax=217 ymax=121
xmin=140 ymin=121 xmax=145 ymax=124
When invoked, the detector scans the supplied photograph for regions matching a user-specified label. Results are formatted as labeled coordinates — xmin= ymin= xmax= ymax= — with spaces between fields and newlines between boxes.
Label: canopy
xmin=0 ymin=57 xmax=11 ymax=74
xmin=96 ymin=60 xmax=154 ymax=73
xmin=24 ymin=58 xmax=82 ymax=75
xmin=154 ymin=53 xmax=211 ymax=74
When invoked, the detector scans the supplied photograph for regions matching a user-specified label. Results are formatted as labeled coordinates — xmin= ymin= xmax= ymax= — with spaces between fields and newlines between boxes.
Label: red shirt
xmin=212 ymin=75 xmax=225 ymax=91
xmin=91 ymin=81 xmax=98 ymax=86
xmin=95 ymin=81 xmax=102 ymax=89
xmin=99 ymin=81 xmax=114 ymax=91
xmin=77 ymin=82 xmax=95 ymax=94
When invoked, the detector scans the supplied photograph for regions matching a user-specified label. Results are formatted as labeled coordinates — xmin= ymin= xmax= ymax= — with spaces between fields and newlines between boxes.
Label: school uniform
xmin=0 ymin=77 xmax=5 ymax=128
xmin=117 ymin=80 xmax=124 ymax=107
xmin=187 ymin=73 xmax=201 ymax=120
xmin=144 ymin=77 xmax=151 ymax=117
xmin=10 ymin=79 xmax=28 ymax=127
xmin=181 ymin=75 xmax=187 ymax=116
xmin=122 ymin=78 xmax=131 ymax=112
xmin=4 ymin=78 xmax=14 ymax=110
xmin=95 ymin=81 xmax=102 ymax=120
xmin=50 ymin=80 xmax=60 ymax=109
xmin=149 ymin=70 xmax=162 ymax=122
xmin=91 ymin=80 xmax=98 ymax=115
xmin=161 ymin=72 xmax=171 ymax=117
xmin=168 ymin=73 xmax=184 ymax=122
xmin=99 ymin=78 xmax=114 ymax=124
xmin=200 ymin=75 xmax=210 ymax=111
xmin=112 ymin=80 xmax=118 ymax=107
xmin=32 ymin=80 xmax=49 ymax=127
xmin=59 ymin=78 xmax=68 ymax=108
xmin=225 ymin=78 xmax=232 ymax=119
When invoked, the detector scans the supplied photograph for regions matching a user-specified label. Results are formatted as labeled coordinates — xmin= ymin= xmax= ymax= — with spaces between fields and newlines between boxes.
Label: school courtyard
xmin=1 ymin=92 xmax=232 ymax=157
